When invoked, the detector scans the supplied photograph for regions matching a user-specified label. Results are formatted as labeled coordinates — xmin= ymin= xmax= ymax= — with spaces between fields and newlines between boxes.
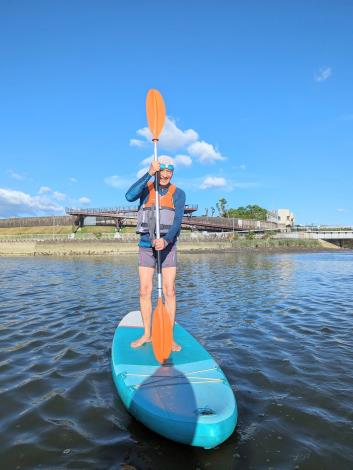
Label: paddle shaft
xmin=153 ymin=139 xmax=162 ymax=298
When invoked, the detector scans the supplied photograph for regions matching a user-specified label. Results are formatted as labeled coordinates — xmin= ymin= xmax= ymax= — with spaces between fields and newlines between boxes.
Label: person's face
xmin=159 ymin=168 xmax=173 ymax=186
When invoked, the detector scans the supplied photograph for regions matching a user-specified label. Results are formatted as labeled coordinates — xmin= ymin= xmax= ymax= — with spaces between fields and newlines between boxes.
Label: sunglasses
xmin=160 ymin=164 xmax=174 ymax=171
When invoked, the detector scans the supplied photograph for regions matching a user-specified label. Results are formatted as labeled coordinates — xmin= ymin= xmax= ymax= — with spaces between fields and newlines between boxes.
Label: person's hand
xmin=148 ymin=161 xmax=160 ymax=176
xmin=153 ymin=238 xmax=167 ymax=251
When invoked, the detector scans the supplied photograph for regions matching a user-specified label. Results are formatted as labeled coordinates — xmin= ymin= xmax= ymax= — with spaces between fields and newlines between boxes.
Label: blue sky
xmin=1 ymin=0 xmax=352 ymax=225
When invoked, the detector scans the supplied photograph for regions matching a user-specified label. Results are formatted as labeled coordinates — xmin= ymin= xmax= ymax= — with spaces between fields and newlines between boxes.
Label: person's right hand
xmin=148 ymin=161 xmax=160 ymax=176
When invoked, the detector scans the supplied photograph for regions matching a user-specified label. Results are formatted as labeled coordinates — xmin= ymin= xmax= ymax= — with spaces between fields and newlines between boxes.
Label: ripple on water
xmin=1 ymin=253 xmax=353 ymax=468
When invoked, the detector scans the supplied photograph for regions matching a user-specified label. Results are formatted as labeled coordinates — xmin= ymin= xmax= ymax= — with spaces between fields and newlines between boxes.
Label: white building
xmin=267 ymin=209 xmax=295 ymax=226
xmin=276 ymin=209 xmax=295 ymax=227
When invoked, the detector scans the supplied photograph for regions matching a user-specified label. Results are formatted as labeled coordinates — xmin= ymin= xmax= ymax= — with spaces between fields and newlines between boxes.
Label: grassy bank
xmin=230 ymin=238 xmax=324 ymax=250
xmin=0 ymin=225 xmax=73 ymax=235
xmin=0 ymin=237 xmax=339 ymax=257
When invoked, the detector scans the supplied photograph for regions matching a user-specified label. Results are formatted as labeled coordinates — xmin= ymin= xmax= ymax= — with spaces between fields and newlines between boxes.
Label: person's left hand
xmin=153 ymin=238 xmax=167 ymax=251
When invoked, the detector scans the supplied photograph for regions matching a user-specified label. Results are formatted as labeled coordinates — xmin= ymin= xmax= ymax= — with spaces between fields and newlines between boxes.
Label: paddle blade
xmin=152 ymin=298 xmax=173 ymax=363
xmin=146 ymin=89 xmax=166 ymax=140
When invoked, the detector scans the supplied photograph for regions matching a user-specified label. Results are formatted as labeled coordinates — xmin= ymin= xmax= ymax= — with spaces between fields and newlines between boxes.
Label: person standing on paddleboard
xmin=125 ymin=156 xmax=186 ymax=352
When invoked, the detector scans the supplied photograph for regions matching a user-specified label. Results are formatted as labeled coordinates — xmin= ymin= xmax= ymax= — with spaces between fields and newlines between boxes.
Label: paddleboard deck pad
xmin=111 ymin=311 xmax=238 ymax=448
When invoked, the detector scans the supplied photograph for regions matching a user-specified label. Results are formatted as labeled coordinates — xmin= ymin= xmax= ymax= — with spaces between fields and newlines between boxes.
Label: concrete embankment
xmin=0 ymin=237 xmax=337 ymax=256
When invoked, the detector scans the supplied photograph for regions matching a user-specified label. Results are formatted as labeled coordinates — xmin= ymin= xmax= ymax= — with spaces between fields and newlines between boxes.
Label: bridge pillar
xmin=73 ymin=215 xmax=84 ymax=232
xmin=114 ymin=217 xmax=124 ymax=231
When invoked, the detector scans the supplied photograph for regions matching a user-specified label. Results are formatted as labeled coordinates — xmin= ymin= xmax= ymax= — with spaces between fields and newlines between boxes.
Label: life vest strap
xmin=144 ymin=183 xmax=176 ymax=209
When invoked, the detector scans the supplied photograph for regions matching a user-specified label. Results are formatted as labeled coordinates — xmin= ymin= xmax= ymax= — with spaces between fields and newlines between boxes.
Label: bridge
xmin=66 ymin=205 xmax=198 ymax=230
xmin=274 ymin=230 xmax=353 ymax=240
xmin=65 ymin=207 xmax=282 ymax=232
xmin=273 ymin=229 xmax=353 ymax=248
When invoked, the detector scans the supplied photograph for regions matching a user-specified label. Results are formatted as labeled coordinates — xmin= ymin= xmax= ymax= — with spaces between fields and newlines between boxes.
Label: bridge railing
xmin=185 ymin=216 xmax=281 ymax=231
xmin=66 ymin=205 xmax=198 ymax=216
xmin=274 ymin=231 xmax=353 ymax=240
xmin=291 ymin=225 xmax=353 ymax=231
xmin=66 ymin=206 xmax=138 ymax=214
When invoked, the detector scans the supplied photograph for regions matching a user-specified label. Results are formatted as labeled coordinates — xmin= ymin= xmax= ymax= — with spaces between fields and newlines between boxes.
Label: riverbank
xmin=0 ymin=237 xmax=342 ymax=256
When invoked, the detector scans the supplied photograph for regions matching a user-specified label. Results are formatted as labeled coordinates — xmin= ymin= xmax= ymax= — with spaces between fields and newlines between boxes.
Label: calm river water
xmin=1 ymin=251 xmax=353 ymax=469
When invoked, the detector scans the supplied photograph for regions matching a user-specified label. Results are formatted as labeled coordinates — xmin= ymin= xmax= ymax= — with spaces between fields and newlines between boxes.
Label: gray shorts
xmin=139 ymin=244 xmax=177 ymax=268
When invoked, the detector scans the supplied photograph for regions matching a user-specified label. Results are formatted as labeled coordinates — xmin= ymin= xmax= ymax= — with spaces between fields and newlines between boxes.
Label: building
xmin=276 ymin=209 xmax=295 ymax=227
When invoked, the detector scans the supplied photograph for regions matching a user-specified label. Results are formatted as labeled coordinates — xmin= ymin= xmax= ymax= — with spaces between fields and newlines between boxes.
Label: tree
xmin=216 ymin=198 xmax=228 ymax=217
xmin=227 ymin=204 xmax=268 ymax=220
xmin=210 ymin=207 xmax=215 ymax=217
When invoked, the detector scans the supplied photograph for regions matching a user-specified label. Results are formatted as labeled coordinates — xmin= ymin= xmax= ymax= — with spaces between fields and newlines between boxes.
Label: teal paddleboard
xmin=111 ymin=311 xmax=237 ymax=448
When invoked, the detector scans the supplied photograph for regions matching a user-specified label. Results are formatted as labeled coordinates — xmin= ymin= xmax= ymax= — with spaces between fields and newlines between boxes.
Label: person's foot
xmin=131 ymin=335 xmax=151 ymax=348
xmin=172 ymin=341 xmax=182 ymax=352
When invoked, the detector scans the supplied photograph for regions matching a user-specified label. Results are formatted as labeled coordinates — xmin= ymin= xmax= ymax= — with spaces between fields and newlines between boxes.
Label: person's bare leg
xmin=162 ymin=267 xmax=181 ymax=352
xmin=131 ymin=266 xmax=154 ymax=348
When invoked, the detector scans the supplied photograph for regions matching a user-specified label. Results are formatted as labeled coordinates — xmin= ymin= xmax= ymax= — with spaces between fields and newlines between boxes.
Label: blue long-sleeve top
xmin=125 ymin=172 xmax=186 ymax=248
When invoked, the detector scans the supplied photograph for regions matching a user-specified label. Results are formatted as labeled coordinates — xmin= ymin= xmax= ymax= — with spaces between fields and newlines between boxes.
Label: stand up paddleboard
xmin=111 ymin=311 xmax=237 ymax=449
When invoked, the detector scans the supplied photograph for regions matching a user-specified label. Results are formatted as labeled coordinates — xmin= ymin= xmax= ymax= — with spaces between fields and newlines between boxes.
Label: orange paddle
xmin=145 ymin=89 xmax=173 ymax=363
xmin=146 ymin=89 xmax=166 ymax=141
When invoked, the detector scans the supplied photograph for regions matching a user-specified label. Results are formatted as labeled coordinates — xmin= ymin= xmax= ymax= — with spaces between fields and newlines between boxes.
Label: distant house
xmin=267 ymin=209 xmax=295 ymax=227
xmin=276 ymin=209 xmax=295 ymax=227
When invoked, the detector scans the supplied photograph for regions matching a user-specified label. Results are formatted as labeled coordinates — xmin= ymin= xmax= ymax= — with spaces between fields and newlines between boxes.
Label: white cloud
xmin=137 ymin=167 xmax=149 ymax=178
xmin=104 ymin=175 xmax=130 ymax=189
xmin=131 ymin=116 xmax=226 ymax=167
xmin=337 ymin=208 xmax=346 ymax=212
xmin=37 ymin=187 xmax=66 ymax=201
xmin=239 ymin=164 xmax=246 ymax=170
xmin=159 ymin=118 xmax=198 ymax=150
xmin=8 ymin=170 xmax=25 ymax=181
xmin=52 ymin=191 xmax=66 ymax=201
xmin=0 ymin=187 xmax=64 ymax=217
xmin=131 ymin=116 xmax=199 ymax=151
xmin=130 ymin=138 xmax=146 ymax=147
xmin=175 ymin=154 xmax=192 ymax=166
xmin=134 ymin=127 xmax=151 ymax=144
xmin=177 ymin=176 xmax=258 ymax=192
xmin=188 ymin=140 xmax=226 ymax=164
xmin=140 ymin=155 xmax=153 ymax=166
xmin=200 ymin=176 xmax=227 ymax=189
xmin=38 ymin=186 xmax=51 ymax=194
xmin=314 ymin=67 xmax=332 ymax=82
xmin=140 ymin=154 xmax=175 ymax=167
xmin=79 ymin=196 xmax=91 ymax=205
xmin=69 ymin=177 xmax=77 ymax=183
